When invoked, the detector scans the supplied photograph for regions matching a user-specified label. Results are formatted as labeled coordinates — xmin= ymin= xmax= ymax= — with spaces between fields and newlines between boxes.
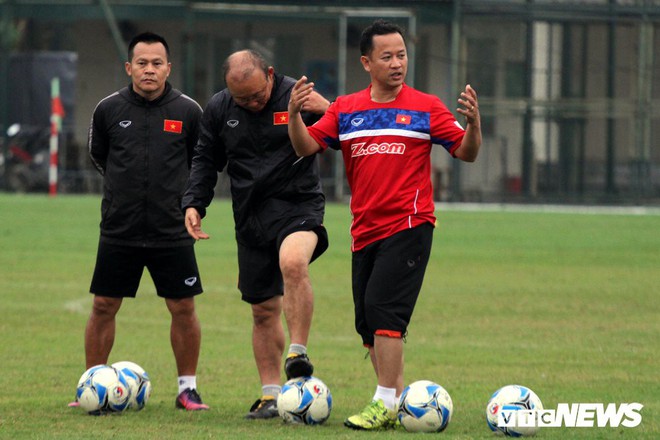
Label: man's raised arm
xmin=288 ymin=76 xmax=323 ymax=157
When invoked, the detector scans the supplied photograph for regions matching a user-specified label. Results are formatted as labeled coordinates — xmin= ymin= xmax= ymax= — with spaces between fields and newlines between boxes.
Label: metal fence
xmin=1 ymin=0 xmax=658 ymax=204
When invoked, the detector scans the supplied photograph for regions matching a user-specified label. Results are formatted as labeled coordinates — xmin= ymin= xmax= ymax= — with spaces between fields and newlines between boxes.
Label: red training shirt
xmin=308 ymin=83 xmax=465 ymax=251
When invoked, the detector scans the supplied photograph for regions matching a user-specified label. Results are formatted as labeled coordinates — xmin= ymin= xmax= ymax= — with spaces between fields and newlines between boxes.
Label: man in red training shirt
xmin=288 ymin=19 xmax=482 ymax=430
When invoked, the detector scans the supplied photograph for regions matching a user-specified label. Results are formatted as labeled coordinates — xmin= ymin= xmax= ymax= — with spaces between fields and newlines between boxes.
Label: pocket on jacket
xmin=100 ymin=189 xmax=114 ymax=228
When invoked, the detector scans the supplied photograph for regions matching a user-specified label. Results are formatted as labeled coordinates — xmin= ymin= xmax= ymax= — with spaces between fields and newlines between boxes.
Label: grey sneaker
xmin=245 ymin=397 xmax=278 ymax=419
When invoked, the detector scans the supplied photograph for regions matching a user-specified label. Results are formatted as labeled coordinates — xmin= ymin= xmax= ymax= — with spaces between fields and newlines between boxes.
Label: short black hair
xmin=127 ymin=32 xmax=170 ymax=62
xmin=359 ymin=19 xmax=406 ymax=56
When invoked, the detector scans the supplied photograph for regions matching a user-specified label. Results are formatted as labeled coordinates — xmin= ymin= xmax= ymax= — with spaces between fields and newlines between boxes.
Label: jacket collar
xmin=127 ymin=81 xmax=173 ymax=105
xmin=269 ymin=73 xmax=286 ymax=104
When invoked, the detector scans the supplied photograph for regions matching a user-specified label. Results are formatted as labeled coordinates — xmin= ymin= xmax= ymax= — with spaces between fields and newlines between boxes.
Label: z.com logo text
xmin=499 ymin=403 xmax=644 ymax=428
xmin=351 ymin=142 xmax=406 ymax=157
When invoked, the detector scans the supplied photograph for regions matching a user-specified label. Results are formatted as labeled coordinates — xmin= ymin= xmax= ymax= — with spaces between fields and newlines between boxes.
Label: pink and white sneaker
xmin=175 ymin=388 xmax=209 ymax=411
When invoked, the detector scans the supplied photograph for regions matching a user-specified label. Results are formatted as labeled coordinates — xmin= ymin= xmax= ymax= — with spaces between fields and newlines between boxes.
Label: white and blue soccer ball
xmin=111 ymin=361 xmax=152 ymax=410
xmin=397 ymin=380 xmax=453 ymax=432
xmin=277 ymin=376 xmax=332 ymax=425
xmin=75 ymin=364 xmax=131 ymax=414
xmin=486 ymin=384 xmax=544 ymax=437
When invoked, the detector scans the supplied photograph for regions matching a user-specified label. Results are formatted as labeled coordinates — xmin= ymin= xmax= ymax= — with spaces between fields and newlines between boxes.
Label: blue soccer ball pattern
xmin=111 ymin=361 xmax=152 ymax=410
xmin=486 ymin=384 xmax=544 ymax=437
xmin=75 ymin=364 xmax=131 ymax=414
xmin=398 ymin=380 xmax=453 ymax=432
xmin=277 ymin=376 xmax=333 ymax=425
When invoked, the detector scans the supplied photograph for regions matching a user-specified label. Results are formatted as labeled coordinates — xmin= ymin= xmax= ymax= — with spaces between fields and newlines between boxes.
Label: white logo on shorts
xmin=184 ymin=277 xmax=197 ymax=286
xmin=119 ymin=120 xmax=132 ymax=128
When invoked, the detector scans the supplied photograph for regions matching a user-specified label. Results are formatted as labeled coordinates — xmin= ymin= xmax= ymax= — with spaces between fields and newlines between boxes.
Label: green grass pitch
xmin=0 ymin=193 xmax=658 ymax=439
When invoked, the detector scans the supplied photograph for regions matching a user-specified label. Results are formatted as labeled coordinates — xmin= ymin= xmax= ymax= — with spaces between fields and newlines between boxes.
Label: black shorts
xmin=352 ymin=223 xmax=433 ymax=347
xmin=237 ymin=219 xmax=328 ymax=305
xmin=90 ymin=241 xmax=203 ymax=299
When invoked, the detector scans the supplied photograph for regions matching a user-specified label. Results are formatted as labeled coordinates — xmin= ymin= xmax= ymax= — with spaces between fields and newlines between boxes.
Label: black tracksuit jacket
xmin=181 ymin=74 xmax=325 ymax=246
xmin=89 ymin=82 xmax=202 ymax=247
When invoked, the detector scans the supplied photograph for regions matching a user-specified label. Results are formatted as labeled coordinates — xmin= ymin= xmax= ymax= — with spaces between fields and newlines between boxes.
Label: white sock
xmin=288 ymin=344 xmax=307 ymax=356
xmin=262 ymin=384 xmax=281 ymax=399
xmin=178 ymin=375 xmax=197 ymax=394
xmin=373 ymin=385 xmax=397 ymax=411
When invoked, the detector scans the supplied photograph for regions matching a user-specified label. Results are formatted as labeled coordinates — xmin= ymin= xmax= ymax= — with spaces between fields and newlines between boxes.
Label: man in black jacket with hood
xmin=76 ymin=32 xmax=209 ymax=411
xmin=182 ymin=49 xmax=329 ymax=419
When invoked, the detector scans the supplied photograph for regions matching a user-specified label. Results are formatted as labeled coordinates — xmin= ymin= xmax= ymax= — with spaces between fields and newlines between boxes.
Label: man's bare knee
xmin=280 ymin=256 xmax=309 ymax=284
xmin=279 ymin=231 xmax=316 ymax=283
xmin=91 ymin=296 xmax=122 ymax=318
xmin=166 ymin=297 xmax=196 ymax=318
xmin=251 ymin=298 xmax=281 ymax=328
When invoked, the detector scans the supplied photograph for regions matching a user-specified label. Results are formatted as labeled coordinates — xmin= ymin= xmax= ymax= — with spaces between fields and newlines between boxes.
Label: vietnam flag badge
xmin=273 ymin=111 xmax=289 ymax=125
xmin=396 ymin=114 xmax=411 ymax=125
xmin=164 ymin=119 xmax=183 ymax=133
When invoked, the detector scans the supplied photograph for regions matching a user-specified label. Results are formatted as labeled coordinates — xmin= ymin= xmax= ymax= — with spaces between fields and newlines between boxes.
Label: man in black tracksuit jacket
xmin=82 ymin=32 xmax=209 ymax=411
xmin=90 ymin=82 xmax=200 ymax=248
xmin=182 ymin=49 xmax=330 ymax=419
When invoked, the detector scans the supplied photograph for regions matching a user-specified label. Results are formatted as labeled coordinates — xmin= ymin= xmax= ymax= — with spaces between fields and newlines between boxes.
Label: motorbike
xmin=4 ymin=123 xmax=50 ymax=192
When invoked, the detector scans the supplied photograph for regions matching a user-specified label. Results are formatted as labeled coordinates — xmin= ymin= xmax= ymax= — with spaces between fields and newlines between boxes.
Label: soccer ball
xmin=486 ymin=384 xmax=544 ymax=437
xmin=397 ymin=380 xmax=453 ymax=432
xmin=277 ymin=376 xmax=332 ymax=425
xmin=111 ymin=361 xmax=152 ymax=410
xmin=75 ymin=364 xmax=131 ymax=414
